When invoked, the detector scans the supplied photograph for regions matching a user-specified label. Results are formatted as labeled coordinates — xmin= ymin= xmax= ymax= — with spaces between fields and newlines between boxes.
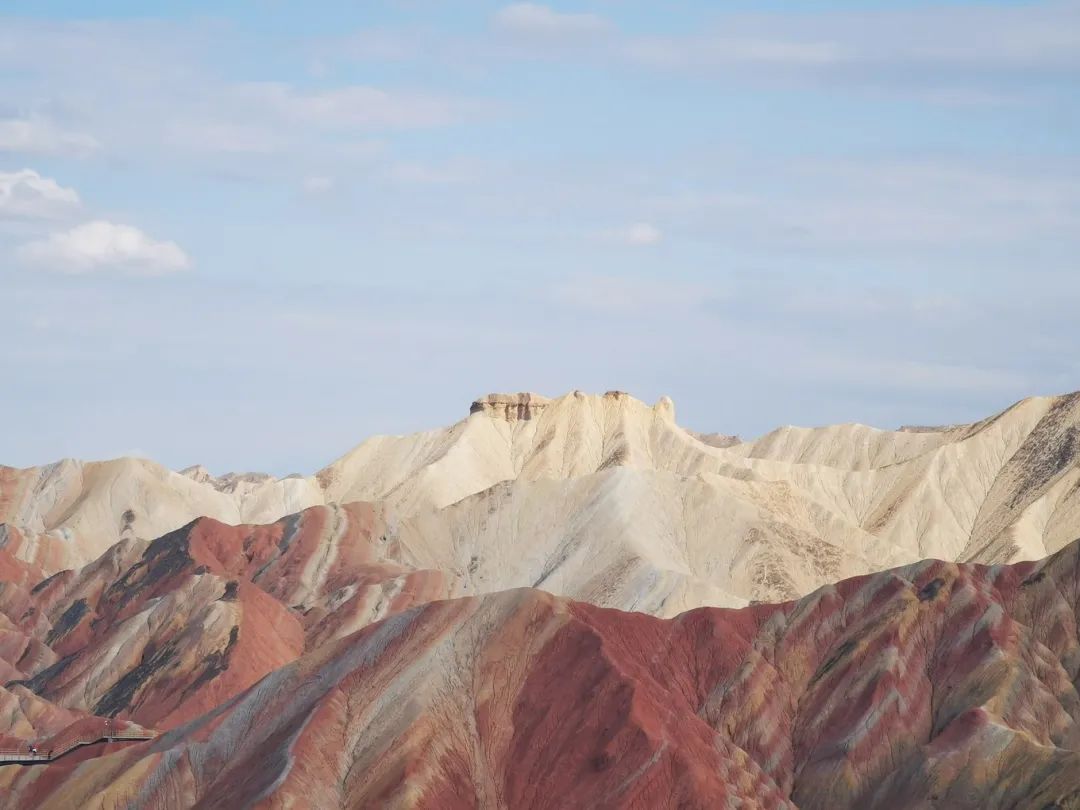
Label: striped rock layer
xmin=0 ymin=503 xmax=451 ymax=740
xmin=3 ymin=538 xmax=1080 ymax=808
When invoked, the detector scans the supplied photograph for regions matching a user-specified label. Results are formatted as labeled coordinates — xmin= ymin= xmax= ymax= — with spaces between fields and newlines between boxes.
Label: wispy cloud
xmin=0 ymin=116 xmax=100 ymax=157
xmin=552 ymin=274 xmax=708 ymax=316
xmin=387 ymin=160 xmax=475 ymax=185
xmin=794 ymin=353 xmax=1030 ymax=395
xmin=494 ymin=4 xmax=612 ymax=39
xmin=234 ymin=82 xmax=477 ymax=130
xmin=0 ymin=19 xmax=484 ymax=178
xmin=164 ymin=121 xmax=290 ymax=156
xmin=642 ymin=155 xmax=1080 ymax=250
xmin=623 ymin=36 xmax=843 ymax=70
xmin=601 ymin=222 xmax=663 ymax=246
xmin=614 ymin=3 xmax=1080 ymax=95
xmin=301 ymin=175 xmax=336 ymax=194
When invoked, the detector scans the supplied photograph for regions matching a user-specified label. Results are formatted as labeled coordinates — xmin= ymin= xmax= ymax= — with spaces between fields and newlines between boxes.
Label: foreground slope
xmin=7 ymin=539 xmax=1080 ymax=809
xmin=0 ymin=503 xmax=453 ymax=736
xmin=3 ymin=390 xmax=1080 ymax=608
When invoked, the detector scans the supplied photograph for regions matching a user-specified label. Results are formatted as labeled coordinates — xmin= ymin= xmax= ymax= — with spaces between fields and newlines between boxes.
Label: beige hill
xmin=2 ymin=389 xmax=1079 ymax=611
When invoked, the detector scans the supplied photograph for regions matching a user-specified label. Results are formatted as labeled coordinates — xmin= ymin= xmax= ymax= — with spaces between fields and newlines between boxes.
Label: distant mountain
xmin=3 ymin=390 xmax=1080 ymax=609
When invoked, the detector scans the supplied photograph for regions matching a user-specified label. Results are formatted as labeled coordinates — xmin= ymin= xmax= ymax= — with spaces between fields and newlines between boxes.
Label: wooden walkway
xmin=0 ymin=730 xmax=154 ymax=764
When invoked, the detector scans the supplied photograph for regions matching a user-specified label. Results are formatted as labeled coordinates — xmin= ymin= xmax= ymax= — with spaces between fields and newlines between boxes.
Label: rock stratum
xmin=3 ymin=538 xmax=1080 ymax=807
xmin=1 ymin=389 xmax=1079 ymax=807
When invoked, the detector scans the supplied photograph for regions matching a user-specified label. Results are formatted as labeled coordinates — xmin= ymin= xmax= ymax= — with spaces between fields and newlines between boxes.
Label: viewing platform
xmin=0 ymin=721 xmax=154 ymax=765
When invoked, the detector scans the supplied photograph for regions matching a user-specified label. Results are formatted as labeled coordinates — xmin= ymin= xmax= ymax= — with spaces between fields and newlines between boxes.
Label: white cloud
xmin=18 ymin=220 xmax=190 ymax=275
xmin=494 ymin=4 xmax=612 ymax=38
xmin=0 ymin=116 xmax=100 ymax=157
xmin=0 ymin=169 xmax=80 ymax=219
xmin=302 ymin=175 xmax=336 ymax=194
xmin=603 ymin=222 xmax=663 ymax=246
xmin=236 ymin=82 xmax=473 ymax=130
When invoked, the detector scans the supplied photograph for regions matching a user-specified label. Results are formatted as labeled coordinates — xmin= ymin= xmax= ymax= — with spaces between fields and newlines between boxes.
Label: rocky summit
xmin=2 ymin=390 xmax=1080 ymax=808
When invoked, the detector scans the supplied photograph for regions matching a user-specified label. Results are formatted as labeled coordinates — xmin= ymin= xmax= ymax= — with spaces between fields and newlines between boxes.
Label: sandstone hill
xmin=3 ymin=390 xmax=1080 ymax=611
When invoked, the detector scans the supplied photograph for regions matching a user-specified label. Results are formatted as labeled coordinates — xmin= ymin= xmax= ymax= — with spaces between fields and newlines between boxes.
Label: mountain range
xmin=1 ymin=389 xmax=1079 ymax=808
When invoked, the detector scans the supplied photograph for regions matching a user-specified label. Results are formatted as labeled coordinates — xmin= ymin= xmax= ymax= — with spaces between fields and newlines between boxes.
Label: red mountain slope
xmin=0 ymin=502 xmax=451 ymax=739
xmin=3 ymin=536 xmax=1079 ymax=808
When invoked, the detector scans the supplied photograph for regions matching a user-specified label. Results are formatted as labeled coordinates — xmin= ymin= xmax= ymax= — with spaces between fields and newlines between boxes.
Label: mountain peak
xmin=469 ymin=390 xmax=676 ymax=422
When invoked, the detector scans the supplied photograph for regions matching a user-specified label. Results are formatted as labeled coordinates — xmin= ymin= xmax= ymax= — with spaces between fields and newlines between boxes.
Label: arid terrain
xmin=2 ymin=390 xmax=1080 ymax=808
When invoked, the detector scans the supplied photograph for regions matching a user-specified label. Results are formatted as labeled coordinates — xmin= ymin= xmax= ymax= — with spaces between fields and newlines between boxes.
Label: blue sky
xmin=2 ymin=1 xmax=1078 ymax=474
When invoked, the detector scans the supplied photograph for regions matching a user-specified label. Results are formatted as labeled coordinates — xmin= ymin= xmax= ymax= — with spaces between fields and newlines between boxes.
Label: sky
xmin=2 ymin=0 xmax=1079 ymax=475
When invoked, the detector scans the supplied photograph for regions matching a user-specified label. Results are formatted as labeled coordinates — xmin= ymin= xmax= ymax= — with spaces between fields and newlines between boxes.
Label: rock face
xmin=6 ymin=390 xmax=1080 ymax=609
xmin=469 ymin=391 xmax=552 ymax=420
xmin=5 ymin=540 xmax=1080 ymax=809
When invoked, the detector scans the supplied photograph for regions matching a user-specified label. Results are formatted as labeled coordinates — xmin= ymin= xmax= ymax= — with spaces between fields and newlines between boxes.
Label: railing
xmin=0 ymin=729 xmax=154 ymax=764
